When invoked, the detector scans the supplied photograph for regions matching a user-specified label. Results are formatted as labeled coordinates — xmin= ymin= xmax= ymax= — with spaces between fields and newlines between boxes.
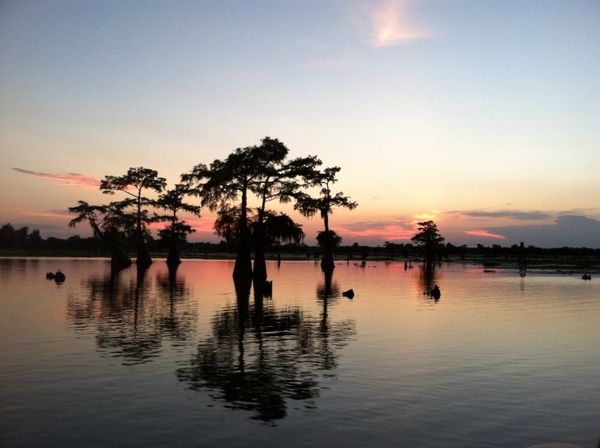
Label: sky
xmin=1 ymin=0 xmax=599 ymax=247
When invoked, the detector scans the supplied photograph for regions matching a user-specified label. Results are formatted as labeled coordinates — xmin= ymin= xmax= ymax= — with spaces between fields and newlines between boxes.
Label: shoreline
xmin=2 ymin=252 xmax=599 ymax=274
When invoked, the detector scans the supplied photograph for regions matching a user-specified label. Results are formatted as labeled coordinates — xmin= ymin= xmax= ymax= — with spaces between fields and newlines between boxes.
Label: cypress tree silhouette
xmin=100 ymin=167 xmax=166 ymax=269
xmin=68 ymin=200 xmax=132 ymax=271
xmin=295 ymin=167 xmax=357 ymax=273
xmin=154 ymin=184 xmax=200 ymax=269
xmin=411 ymin=220 xmax=445 ymax=269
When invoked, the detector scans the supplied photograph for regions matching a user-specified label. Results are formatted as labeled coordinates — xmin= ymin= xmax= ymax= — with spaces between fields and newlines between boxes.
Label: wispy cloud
xmin=12 ymin=168 xmax=100 ymax=188
xmin=351 ymin=0 xmax=432 ymax=47
xmin=456 ymin=210 xmax=551 ymax=221
xmin=21 ymin=210 xmax=73 ymax=219
xmin=464 ymin=229 xmax=506 ymax=240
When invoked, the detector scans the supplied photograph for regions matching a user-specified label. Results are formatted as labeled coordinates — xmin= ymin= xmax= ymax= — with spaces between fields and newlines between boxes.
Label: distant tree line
xmin=3 ymin=222 xmax=599 ymax=262
xmin=0 ymin=223 xmax=229 ymax=255
xmin=0 ymin=224 xmax=43 ymax=249
xmin=381 ymin=240 xmax=600 ymax=262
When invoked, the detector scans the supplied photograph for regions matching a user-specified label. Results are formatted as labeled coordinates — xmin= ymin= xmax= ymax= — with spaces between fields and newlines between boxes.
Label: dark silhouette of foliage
xmin=154 ymin=184 xmax=200 ymax=268
xmin=68 ymin=201 xmax=132 ymax=270
xmin=214 ymin=206 xmax=304 ymax=250
xmin=4 ymin=220 xmax=600 ymax=269
xmin=100 ymin=167 xmax=166 ymax=268
xmin=249 ymin=137 xmax=321 ymax=280
xmin=184 ymin=137 xmax=316 ymax=280
xmin=182 ymin=148 xmax=260 ymax=279
xmin=213 ymin=205 xmax=245 ymax=248
xmin=260 ymin=211 xmax=304 ymax=246
xmin=295 ymin=166 xmax=357 ymax=272
xmin=316 ymin=230 xmax=342 ymax=251
xmin=411 ymin=220 xmax=445 ymax=267
xmin=0 ymin=223 xmax=42 ymax=249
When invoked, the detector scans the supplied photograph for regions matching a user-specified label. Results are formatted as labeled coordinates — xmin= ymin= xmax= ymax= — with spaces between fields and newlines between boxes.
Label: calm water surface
xmin=1 ymin=258 xmax=599 ymax=447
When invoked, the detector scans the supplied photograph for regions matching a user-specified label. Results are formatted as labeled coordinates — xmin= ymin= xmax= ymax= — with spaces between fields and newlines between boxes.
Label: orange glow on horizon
xmin=413 ymin=210 xmax=440 ymax=222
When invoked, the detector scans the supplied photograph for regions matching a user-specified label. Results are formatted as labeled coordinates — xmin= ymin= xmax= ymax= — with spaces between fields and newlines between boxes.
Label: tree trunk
xmin=253 ymin=191 xmax=269 ymax=281
xmin=233 ymin=186 xmax=253 ymax=280
xmin=136 ymin=194 xmax=152 ymax=268
xmin=166 ymin=243 xmax=181 ymax=270
xmin=233 ymin=276 xmax=251 ymax=321
xmin=110 ymin=248 xmax=131 ymax=272
xmin=101 ymin=233 xmax=130 ymax=273
xmin=424 ymin=242 xmax=434 ymax=270
xmin=321 ymin=250 xmax=335 ymax=273
xmin=253 ymin=245 xmax=267 ymax=281
xmin=253 ymin=209 xmax=267 ymax=281
xmin=166 ymin=218 xmax=181 ymax=270
xmin=136 ymin=242 xmax=152 ymax=270
xmin=321 ymin=212 xmax=334 ymax=273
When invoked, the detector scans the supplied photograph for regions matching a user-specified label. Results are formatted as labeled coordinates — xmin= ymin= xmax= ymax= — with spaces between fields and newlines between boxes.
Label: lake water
xmin=1 ymin=258 xmax=599 ymax=447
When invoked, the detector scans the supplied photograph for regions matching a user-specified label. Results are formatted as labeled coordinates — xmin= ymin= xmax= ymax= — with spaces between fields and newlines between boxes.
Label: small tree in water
xmin=295 ymin=167 xmax=357 ymax=272
xmin=154 ymin=184 xmax=201 ymax=269
xmin=68 ymin=200 xmax=133 ymax=271
xmin=411 ymin=220 xmax=445 ymax=268
xmin=100 ymin=167 xmax=166 ymax=269
xmin=260 ymin=211 xmax=304 ymax=247
xmin=182 ymin=148 xmax=261 ymax=280
xmin=184 ymin=137 xmax=317 ymax=281
xmin=249 ymin=137 xmax=320 ymax=281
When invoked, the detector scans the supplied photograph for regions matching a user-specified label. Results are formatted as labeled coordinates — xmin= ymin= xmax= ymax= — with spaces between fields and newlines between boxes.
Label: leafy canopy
xmin=294 ymin=166 xmax=357 ymax=220
xmin=411 ymin=220 xmax=445 ymax=248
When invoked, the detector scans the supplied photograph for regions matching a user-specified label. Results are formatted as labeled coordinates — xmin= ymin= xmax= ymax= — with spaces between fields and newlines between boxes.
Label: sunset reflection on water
xmin=1 ymin=258 xmax=599 ymax=447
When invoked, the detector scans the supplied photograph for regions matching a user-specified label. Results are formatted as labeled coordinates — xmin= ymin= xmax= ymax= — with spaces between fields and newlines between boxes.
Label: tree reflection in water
xmin=176 ymin=274 xmax=355 ymax=423
xmin=418 ymin=264 xmax=441 ymax=303
xmin=155 ymin=266 xmax=196 ymax=343
xmin=67 ymin=265 xmax=196 ymax=365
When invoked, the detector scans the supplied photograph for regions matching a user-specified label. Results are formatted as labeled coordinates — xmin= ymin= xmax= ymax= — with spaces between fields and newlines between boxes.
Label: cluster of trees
xmin=4 ymin=220 xmax=600 ymax=265
xmin=69 ymin=137 xmax=357 ymax=279
xmin=384 ymin=234 xmax=600 ymax=263
xmin=0 ymin=226 xmax=243 ymax=256
xmin=0 ymin=224 xmax=42 ymax=249
xmin=410 ymin=220 xmax=445 ymax=268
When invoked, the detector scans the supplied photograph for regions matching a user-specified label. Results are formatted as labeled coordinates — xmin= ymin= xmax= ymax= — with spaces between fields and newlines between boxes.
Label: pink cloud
xmin=22 ymin=210 xmax=73 ymax=219
xmin=185 ymin=217 xmax=216 ymax=233
xmin=337 ymin=224 xmax=414 ymax=241
xmin=464 ymin=229 xmax=506 ymax=240
xmin=13 ymin=167 xmax=100 ymax=188
xmin=352 ymin=0 xmax=433 ymax=47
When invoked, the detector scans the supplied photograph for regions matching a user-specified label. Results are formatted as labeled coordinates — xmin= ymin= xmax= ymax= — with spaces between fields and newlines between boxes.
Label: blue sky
xmin=1 ymin=0 xmax=599 ymax=246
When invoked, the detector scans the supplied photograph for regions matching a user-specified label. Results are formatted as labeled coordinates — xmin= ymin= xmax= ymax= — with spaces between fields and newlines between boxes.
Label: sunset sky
xmin=1 ymin=0 xmax=599 ymax=247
